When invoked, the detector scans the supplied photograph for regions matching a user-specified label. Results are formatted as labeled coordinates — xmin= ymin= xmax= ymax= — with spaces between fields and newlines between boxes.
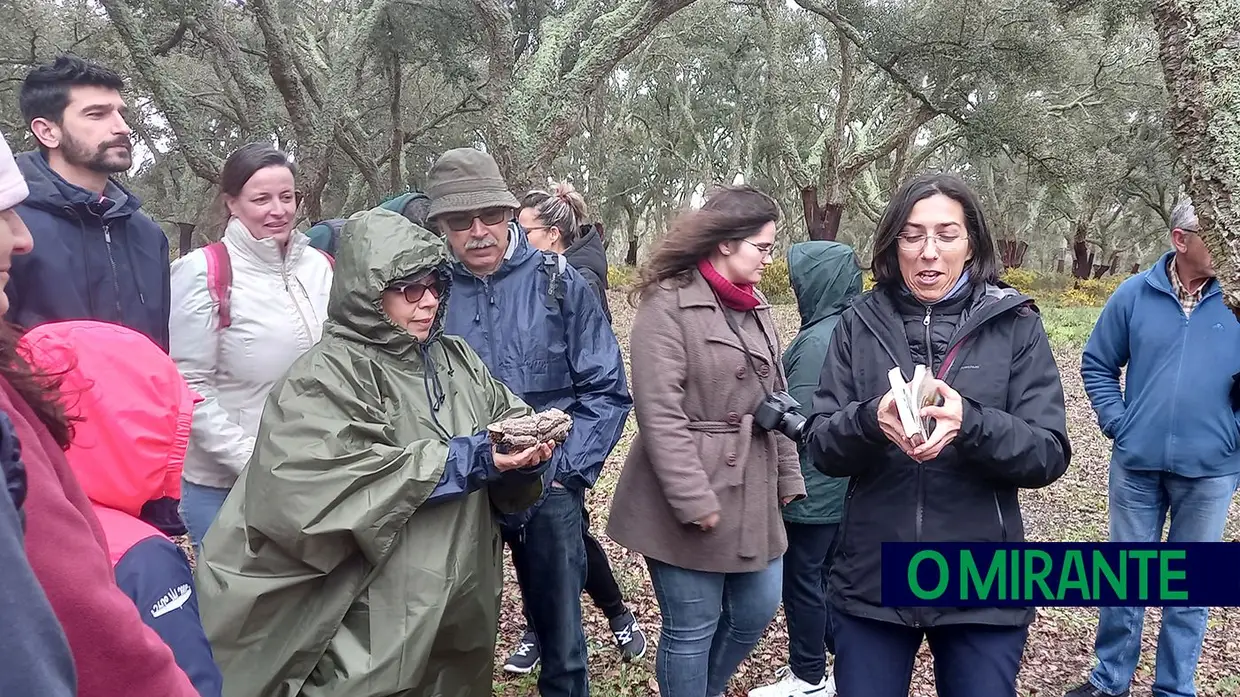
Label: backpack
xmin=305 ymin=219 xmax=347 ymax=256
xmin=203 ymin=242 xmax=334 ymax=330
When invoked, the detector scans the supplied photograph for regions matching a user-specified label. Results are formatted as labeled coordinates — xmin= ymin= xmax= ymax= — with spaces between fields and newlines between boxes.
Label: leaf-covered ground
xmin=491 ymin=298 xmax=1240 ymax=697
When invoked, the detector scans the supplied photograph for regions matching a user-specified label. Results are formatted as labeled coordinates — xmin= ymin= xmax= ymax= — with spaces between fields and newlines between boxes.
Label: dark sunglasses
xmin=389 ymin=274 xmax=445 ymax=304
xmin=440 ymin=207 xmax=511 ymax=232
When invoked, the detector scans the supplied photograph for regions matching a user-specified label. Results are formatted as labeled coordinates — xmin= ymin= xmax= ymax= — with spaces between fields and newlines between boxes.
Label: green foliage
xmin=757 ymin=260 xmax=793 ymax=304
xmin=1001 ymin=269 xmax=1126 ymax=307
xmin=1058 ymin=277 xmax=1126 ymax=307
xmin=607 ymin=265 xmax=639 ymax=290
xmin=1041 ymin=306 xmax=1103 ymax=346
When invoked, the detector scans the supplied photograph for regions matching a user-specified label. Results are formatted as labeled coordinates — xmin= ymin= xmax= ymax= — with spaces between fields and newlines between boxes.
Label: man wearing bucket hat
xmin=428 ymin=147 xmax=631 ymax=697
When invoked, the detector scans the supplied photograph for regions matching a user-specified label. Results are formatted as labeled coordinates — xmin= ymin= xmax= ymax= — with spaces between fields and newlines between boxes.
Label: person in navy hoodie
xmin=1068 ymin=197 xmax=1240 ymax=697
xmin=5 ymin=54 xmax=170 ymax=351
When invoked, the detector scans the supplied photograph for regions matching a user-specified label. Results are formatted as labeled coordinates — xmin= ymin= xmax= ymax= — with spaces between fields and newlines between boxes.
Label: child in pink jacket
xmin=20 ymin=319 xmax=222 ymax=697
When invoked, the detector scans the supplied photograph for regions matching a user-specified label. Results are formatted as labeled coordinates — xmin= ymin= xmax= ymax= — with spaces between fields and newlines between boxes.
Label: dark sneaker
xmin=609 ymin=610 xmax=647 ymax=662
xmin=503 ymin=630 xmax=540 ymax=674
xmin=1064 ymin=682 xmax=1129 ymax=697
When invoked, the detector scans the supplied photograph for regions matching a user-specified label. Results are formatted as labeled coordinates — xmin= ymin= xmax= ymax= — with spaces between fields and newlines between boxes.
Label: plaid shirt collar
xmin=1168 ymin=255 xmax=1205 ymax=316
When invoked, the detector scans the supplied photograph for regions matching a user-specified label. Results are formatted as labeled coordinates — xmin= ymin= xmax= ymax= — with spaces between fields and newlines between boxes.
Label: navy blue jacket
xmin=114 ymin=536 xmax=223 ymax=697
xmin=443 ymin=223 xmax=631 ymax=525
xmin=1082 ymin=250 xmax=1240 ymax=477
xmin=7 ymin=152 xmax=170 ymax=351
xmin=0 ymin=410 xmax=78 ymax=697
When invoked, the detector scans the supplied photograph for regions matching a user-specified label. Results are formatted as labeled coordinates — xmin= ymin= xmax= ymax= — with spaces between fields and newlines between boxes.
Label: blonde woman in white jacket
xmin=170 ymin=143 xmax=333 ymax=552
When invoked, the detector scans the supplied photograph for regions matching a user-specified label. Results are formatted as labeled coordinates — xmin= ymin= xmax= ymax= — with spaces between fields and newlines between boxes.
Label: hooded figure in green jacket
xmin=195 ymin=207 xmax=555 ymax=697
xmin=758 ymin=240 xmax=861 ymax=693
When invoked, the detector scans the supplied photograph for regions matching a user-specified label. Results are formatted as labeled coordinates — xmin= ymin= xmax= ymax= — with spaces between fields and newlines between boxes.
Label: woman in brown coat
xmin=607 ymin=185 xmax=806 ymax=697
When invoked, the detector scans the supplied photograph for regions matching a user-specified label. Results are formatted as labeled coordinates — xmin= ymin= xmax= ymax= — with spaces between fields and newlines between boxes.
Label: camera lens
xmin=781 ymin=412 xmax=807 ymax=441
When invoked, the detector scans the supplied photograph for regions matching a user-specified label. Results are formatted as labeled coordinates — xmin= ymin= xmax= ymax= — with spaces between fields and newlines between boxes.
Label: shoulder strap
xmin=542 ymin=251 xmax=566 ymax=309
xmin=936 ymin=340 xmax=967 ymax=380
xmin=314 ymin=248 xmax=335 ymax=268
xmin=203 ymin=242 xmax=233 ymax=330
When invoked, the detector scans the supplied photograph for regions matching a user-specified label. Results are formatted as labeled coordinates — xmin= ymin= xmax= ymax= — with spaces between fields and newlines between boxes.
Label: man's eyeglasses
xmin=440 ymin=207 xmax=511 ymax=232
xmin=389 ymin=274 xmax=445 ymax=304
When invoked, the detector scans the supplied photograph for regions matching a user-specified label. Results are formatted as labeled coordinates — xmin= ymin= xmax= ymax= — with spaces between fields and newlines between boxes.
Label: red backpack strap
xmin=203 ymin=242 xmax=233 ymax=330
xmin=314 ymin=248 xmax=335 ymax=268
xmin=936 ymin=340 xmax=967 ymax=380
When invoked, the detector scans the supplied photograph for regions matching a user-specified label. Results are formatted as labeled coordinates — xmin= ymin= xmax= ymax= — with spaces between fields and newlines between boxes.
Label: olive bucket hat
xmin=426 ymin=148 xmax=521 ymax=221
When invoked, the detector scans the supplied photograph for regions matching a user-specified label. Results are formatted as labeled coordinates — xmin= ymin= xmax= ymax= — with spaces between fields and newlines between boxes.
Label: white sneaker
xmin=747 ymin=666 xmax=836 ymax=697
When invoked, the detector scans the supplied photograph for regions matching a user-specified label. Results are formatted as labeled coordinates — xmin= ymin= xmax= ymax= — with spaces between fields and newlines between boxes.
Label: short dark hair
xmin=871 ymin=172 xmax=1001 ymax=287
xmin=20 ymin=55 xmax=126 ymax=126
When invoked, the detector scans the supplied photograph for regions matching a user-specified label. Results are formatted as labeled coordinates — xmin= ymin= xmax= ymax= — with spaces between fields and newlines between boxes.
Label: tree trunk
xmin=801 ymin=187 xmax=842 ymax=241
xmin=1071 ymin=225 xmax=1093 ymax=279
xmin=98 ymin=0 xmax=222 ymax=182
xmin=1152 ymin=0 xmax=1240 ymax=319
xmin=176 ymin=222 xmax=196 ymax=257
xmin=389 ymin=55 xmax=403 ymax=197
xmin=998 ymin=239 xmax=1030 ymax=268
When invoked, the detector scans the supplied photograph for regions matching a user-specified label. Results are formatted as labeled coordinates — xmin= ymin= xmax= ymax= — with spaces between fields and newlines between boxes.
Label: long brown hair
xmin=1 ymin=322 xmax=74 ymax=449
xmin=630 ymin=184 xmax=780 ymax=306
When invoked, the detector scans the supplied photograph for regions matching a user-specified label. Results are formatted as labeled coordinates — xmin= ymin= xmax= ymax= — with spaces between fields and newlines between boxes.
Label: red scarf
xmin=697 ymin=259 xmax=760 ymax=312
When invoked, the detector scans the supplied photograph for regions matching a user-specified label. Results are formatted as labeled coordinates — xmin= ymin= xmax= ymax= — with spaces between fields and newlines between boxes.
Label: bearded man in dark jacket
xmin=804 ymin=173 xmax=1070 ymax=697
xmin=7 ymin=56 xmax=170 ymax=351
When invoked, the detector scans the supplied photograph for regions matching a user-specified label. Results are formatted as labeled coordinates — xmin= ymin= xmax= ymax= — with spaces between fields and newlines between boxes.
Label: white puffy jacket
xmin=170 ymin=218 xmax=332 ymax=489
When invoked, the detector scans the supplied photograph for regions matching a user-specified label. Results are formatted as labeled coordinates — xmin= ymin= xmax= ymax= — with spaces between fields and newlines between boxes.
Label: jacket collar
xmin=1145 ymin=249 xmax=1220 ymax=300
xmin=677 ymin=268 xmax=771 ymax=310
xmin=15 ymin=151 xmax=143 ymax=219
xmin=853 ymin=282 xmax=1031 ymax=376
xmin=223 ymin=217 xmax=309 ymax=270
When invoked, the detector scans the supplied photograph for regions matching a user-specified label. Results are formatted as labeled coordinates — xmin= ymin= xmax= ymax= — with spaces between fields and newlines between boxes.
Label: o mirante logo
xmin=881 ymin=543 xmax=1240 ymax=607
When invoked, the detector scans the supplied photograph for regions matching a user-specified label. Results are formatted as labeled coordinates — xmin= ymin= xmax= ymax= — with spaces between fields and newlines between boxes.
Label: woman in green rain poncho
xmin=195 ymin=207 xmax=555 ymax=697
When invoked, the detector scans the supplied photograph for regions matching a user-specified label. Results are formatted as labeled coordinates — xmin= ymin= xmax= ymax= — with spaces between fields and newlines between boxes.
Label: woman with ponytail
xmin=520 ymin=182 xmax=611 ymax=321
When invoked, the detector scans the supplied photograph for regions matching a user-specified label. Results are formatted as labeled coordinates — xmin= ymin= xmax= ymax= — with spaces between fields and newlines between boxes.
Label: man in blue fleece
xmin=1067 ymin=198 xmax=1240 ymax=697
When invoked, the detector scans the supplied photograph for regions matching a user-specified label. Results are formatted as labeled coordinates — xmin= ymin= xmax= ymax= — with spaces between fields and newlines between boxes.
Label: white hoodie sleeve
xmin=169 ymin=253 xmax=255 ymax=478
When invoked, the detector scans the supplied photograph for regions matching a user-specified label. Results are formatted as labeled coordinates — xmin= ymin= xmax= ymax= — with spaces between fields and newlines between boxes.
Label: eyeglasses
xmin=742 ymin=239 xmax=775 ymax=258
xmin=440 ymin=207 xmax=511 ymax=232
xmin=389 ymin=274 xmax=444 ymax=304
xmin=896 ymin=231 xmax=966 ymax=250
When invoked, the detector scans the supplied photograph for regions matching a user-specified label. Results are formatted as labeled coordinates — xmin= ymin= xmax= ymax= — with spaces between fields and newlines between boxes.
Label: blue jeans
xmin=645 ymin=555 xmax=783 ymax=697
xmin=179 ymin=479 xmax=232 ymax=555
xmin=503 ymin=484 xmax=588 ymax=697
xmin=1090 ymin=466 xmax=1238 ymax=697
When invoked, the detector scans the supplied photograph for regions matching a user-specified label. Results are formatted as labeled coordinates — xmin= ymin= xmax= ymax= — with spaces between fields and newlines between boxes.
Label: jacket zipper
xmin=914 ymin=305 xmax=932 ymax=628
xmin=102 ymin=223 xmax=124 ymax=317
xmin=993 ymin=491 xmax=1008 ymax=541
xmin=280 ymin=265 xmax=313 ymax=339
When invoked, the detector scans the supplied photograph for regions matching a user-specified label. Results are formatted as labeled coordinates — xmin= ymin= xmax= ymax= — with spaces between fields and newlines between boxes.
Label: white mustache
xmin=464 ymin=237 xmax=497 ymax=250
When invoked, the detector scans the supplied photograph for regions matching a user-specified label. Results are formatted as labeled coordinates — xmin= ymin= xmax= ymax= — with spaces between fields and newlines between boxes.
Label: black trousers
xmin=581 ymin=500 xmax=627 ymax=619
xmin=519 ymin=497 xmax=626 ymax=631
xmin=782 ymin=522 xmax=838 ymax=684
xmin=830 ymin=608 xmax=1028 ymax=697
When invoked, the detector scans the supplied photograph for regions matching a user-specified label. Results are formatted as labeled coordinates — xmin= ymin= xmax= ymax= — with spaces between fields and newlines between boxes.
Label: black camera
xmin=753 ymin=391 xmax=807 ymax=441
